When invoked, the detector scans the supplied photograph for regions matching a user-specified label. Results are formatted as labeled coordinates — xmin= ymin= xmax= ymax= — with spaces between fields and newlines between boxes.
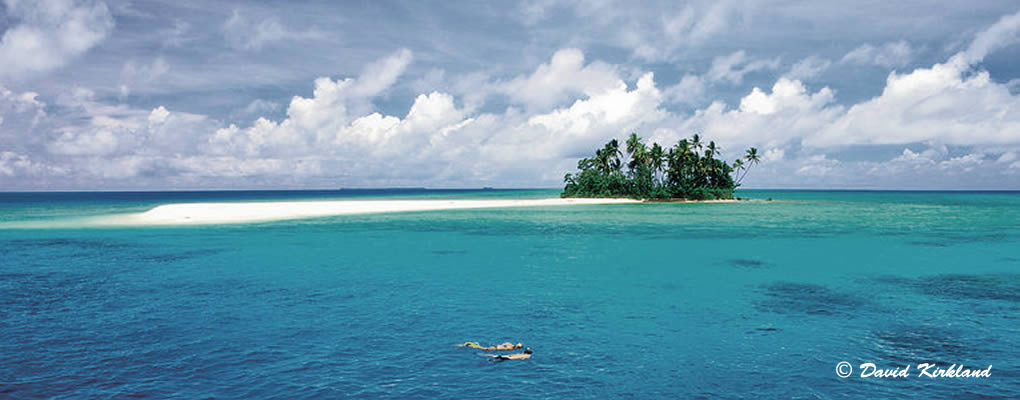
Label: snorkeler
xmin=455 ymin=342 xmax=523 ymax=351
xmin=486 ymin=348 xmax=533 ymax=361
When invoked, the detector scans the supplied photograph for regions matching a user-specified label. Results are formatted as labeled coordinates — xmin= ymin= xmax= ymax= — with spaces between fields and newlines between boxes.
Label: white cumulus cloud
xmin=6 ymin=6 xmax=1020 ymax=191
xmin=501 ymin=48 xmax=621 ymax=110
xmin=0 ymin=0 xmax=114 ymax=81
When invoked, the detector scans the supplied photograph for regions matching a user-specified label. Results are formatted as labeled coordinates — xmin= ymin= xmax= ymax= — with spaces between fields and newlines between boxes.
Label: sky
xmin=1 ymin=0 xmax=1020 ymax=190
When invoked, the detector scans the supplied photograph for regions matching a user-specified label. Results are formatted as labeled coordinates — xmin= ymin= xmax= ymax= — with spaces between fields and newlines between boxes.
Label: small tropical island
xmin=562 ymin=133 xmax=761 ymax=200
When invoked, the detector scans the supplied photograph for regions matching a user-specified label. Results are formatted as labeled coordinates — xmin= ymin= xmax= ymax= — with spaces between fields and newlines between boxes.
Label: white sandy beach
xmin=114 ymin=198 xmax=641 ymax=226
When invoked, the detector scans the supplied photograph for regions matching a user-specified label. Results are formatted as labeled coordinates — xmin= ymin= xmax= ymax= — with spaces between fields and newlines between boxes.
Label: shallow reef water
xmin=1 ymin=189 xmax=1018 ymax=399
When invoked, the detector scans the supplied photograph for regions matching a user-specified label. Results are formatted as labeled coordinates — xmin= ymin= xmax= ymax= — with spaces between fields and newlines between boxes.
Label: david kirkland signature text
xmin=836 ymin=362 xmax=993 ymax=379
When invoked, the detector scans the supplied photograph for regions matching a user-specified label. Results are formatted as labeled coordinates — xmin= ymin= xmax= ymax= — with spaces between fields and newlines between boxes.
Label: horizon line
xmin=1 ymin=187 xmax=1020 ymax=194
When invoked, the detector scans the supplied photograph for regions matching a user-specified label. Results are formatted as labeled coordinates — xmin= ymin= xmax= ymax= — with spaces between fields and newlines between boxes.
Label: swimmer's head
xmin=524 ymin=348 xmax=533 ymax=354
xmin=515 ymin=343 xmax=523 ymax=349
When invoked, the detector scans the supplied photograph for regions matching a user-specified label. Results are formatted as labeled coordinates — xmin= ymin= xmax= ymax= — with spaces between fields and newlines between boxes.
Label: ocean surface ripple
xmin=1 ymin=189 xmax=1018 ymax=399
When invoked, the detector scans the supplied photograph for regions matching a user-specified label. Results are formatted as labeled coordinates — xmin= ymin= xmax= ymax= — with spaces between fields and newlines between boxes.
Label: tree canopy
xmin=562 ymin=133 xmax=761 ymax=200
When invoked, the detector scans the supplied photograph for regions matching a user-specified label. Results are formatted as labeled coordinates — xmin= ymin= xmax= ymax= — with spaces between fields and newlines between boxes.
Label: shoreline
xmin=0 ymin=197 xmax=759 ymax=229
xmin=121 ymin=197 xmax=751 ymax=226
xmin=640 ymin=198 xmax=748 ymax=203
xmin=111 ymin=198 xmax=642 ymax=226
xmin=567 ymin=197 xmax=753 ymax=203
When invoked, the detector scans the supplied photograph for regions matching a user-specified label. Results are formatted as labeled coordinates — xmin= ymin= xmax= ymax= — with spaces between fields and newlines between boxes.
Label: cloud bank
xmin=1 ymin=3 xmax=1019 ymax=190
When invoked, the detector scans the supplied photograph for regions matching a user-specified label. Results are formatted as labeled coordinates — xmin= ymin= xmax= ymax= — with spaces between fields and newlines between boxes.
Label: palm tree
xmin=625 ymin=133 xmax=643 ymax=156
xmin=738 ymin=147 xmax=760 ymax=184
xmin=744 ymin=147 xmax=760 ymax=166
xmin=675 ymin=138 xmax=689 ymax=180
xmin=596 ymin=149 xmax=617 ymax=174
xmin=701 ymin=141 xmax=719 ymax=183
xmin=649 ymin=143 xmax=665 ymax=183
xmin=677 ymin=138 xmax=690 ymax=153
xmin=706 ymin=141 xmax=719 ymax=158
xmin=604 ymin=139 xmax=622 ymax=172
xmin=732 ymin=159 xmax=745 ymax=184
xmin=625 ymin=133 xmax=647 ymax=173
xmin=679 ymin=141 xmax=695 ymax=180
xmin=691 ymin=133 xmax=703 ymax=153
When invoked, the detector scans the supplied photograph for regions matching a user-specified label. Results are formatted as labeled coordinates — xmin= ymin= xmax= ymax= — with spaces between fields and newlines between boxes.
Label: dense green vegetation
xmin=562 ymin=133 xmax=761 ymax=200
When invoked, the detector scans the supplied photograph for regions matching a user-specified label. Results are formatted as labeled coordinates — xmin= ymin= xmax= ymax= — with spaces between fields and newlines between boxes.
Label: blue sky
xmin=1 ymin=0 xmax=1020 ymax=190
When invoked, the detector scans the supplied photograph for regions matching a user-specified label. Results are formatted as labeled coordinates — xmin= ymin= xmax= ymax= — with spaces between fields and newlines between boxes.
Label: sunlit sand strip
xmin=103 ymin=198 xmax=641 ymax=226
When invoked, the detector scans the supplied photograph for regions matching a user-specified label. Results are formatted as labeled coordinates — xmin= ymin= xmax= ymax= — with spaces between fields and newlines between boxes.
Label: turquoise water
xmin=1 ymin=190 xmax=1017 ymax=398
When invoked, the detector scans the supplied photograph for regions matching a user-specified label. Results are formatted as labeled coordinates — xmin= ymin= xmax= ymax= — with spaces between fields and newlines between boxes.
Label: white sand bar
xmin=115 ymin=198 xmax=640 ymax=226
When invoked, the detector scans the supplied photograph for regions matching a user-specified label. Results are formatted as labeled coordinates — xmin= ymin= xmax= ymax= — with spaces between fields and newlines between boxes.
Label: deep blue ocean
xmin=1 ymin=189 xmax=1017 ymax=399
